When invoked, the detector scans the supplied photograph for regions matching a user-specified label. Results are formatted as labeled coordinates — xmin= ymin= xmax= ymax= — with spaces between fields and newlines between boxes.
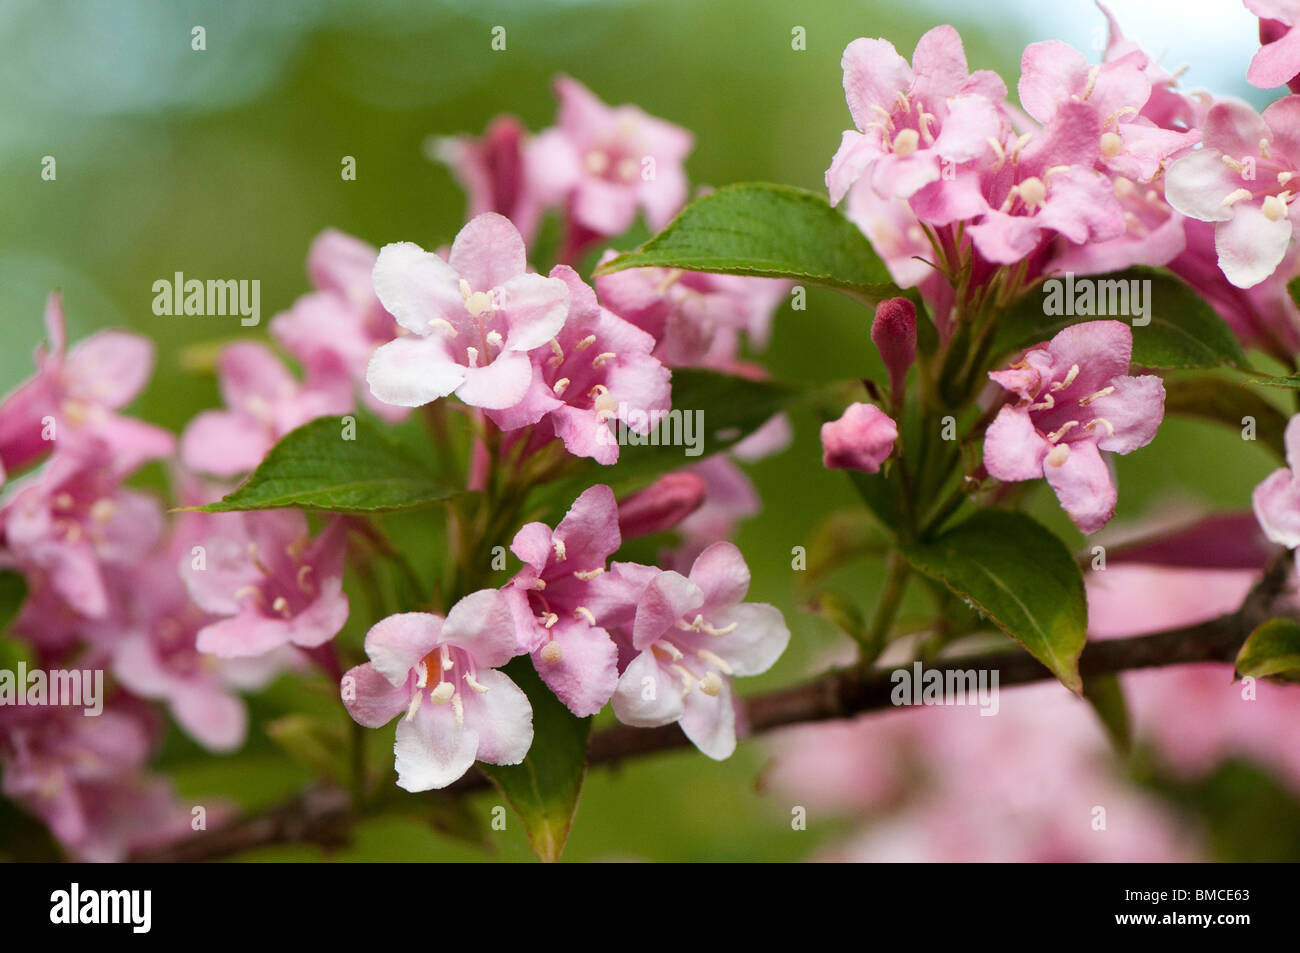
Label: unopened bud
xmin=617 ymin=472 xmax=707 ymax=539
xmin=871 ymin=297 xmax=917 ymax=409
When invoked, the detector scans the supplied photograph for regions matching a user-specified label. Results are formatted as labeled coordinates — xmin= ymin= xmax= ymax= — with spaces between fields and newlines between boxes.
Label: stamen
xmin=465 ymin=345 xmax=479 ymax=367
xmin=405 ymin=691 xmax=423 ymax=721
xmin=553 ymin=538 xmax=567 ymax=561
xmin=1045 ymin=444 xmax=1070 ymax=467
xmin=591 ymin=351 xmax=616 ymax=369
xmin=271 ymin=596 xmax=291 ymax=618
xmin=1047 ymin=421 xmax=1080 ymax=443
xmin=451 ymin=690 xmax=464 ymax=727
xmin=1221 ymin=155 xmax=1246 ymax=173
xmin=1078 ymin=386 xmax=1114 ymax=406
xmin=541 ymin=612 xmax=558 ymax=629
xmin=575 ymin=334 xmax=597 ymax=351
xmin=574 ymin=606 xmax=596 ymax=625
xmin=296 ymin=564 xmax=314 ymax=593
xmin=485 ymin=330 xmax=503 ymax=348
xmin=416 ymin=662 xmax=429 ymax=689
xmin=1050 ymin=364 xmax=1080 ymax=391
xmin=428 ymin=317 xmax=457 ymax=335
xmin=464 ymin=672 xmax=490 ymax=693
xmin=1221 ymin=187 xmax=1253 ymax=208
xmin=1085 ymin=417 xmax=1116 ymax=436
xmin=696 ymin=648 xmax=733 ymax=675
xmin=552 ymin=377 xmax=571 ymax=396
xmin=573 ymin=567 xmax=605 ymax=580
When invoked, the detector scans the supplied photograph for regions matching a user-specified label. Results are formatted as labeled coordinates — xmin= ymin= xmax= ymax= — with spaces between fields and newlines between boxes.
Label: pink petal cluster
xmin=0 ymin=293 xmax=173 ymax=487
xmin=341 ymin=591 xmax=532 ymax=791
xmin=271 ymin=229 xmax=409 ymax=423
xmin=180 ymin=509 xmax=349 ymax=659
xmin=1248 ymin=0 xmax=1300 ymax=90
xmin=1166 ymin=96 xmax=1300 ymax=288
xmin=1253 ymin=413 xmax=1300 ymax=547
xmin=181 ymin=341 xmax=351 ymax=477
xmin=528 ymin=76 xmax=693 ymax=240
xmin=983 ymin=321 xmax=1164 ymax=533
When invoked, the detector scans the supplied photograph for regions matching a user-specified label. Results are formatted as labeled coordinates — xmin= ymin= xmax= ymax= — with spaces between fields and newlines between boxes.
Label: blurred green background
xmin=2 ymin=0 xmax=1293 ymax=860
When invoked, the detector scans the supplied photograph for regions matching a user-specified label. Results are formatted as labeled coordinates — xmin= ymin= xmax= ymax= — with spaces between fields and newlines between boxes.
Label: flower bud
xmin=871 ymin=297 xmax=917 ymax=409
xmin=820 ymin=403 xmax=898 ymax=474
xmin=617 ymin=472 xmax=707 ymax=539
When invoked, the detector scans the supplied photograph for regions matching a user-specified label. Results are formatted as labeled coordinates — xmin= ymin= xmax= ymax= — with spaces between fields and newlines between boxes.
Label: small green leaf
xmin=1163 ymin=376 xmax=1288 ymax=461
xmin=479 ymin=658 xmax=591 ymax=862
xmin=1235 ymin=618 xmax=1300 ymax=682
xmin=191 ymin=416 xmax=463 ymax=513
xmin=1083 ymin=673 xmax=1131 ymax=754
xmin=901 ymin=510 xmax=1087 ymax=693
xmin=995 ymin=269 xmax=1247 ymax=369
xmin=847 ymin=470 xmax=902 ymax=531
xmin=0 ymin=572 xmax=27 ymax=634
xmin=594 ymin=183 xmax=902 ymax=303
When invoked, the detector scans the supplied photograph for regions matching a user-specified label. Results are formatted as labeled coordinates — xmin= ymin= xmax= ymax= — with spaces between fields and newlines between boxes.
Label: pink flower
xmin=1170 ymin=219 xmax=1300 ymax=358
xmin=366 ymin=213 xmax=570 ymax=411
xmin=182 ymin=510 xmax=349 ymax=658
xmin=596 ymin=256 xmax=788 ymax=369
xmin=604 ymin=542 xmax=790 ymax=759
xmin=827 ymin=25 xmax=1009 ymax=207
xmin=1018 ymin=39 xmax=1198 ymax=182
xmin=271 ymin=229 xmax=408 ymax=423
xmin=502 ymin=485 xmax=622 ymax=717
xmin=488 ymin=265 xmax=670 ymax=464
xmin=0 ymin=703 xmax=191 ymax=862
xmin=430 ymin=115 xmax=542 ymax=243
xmin=1248 ymin=0 xmax=1300 ymax=89
xmin=341 ymin=591 xmax=533 ymax=791
xmin=1165 ymin=96 xmax=1300 ymax=288
xmin=1253 ymin=413 xmax=1300 ymax=547
xmin=180 ymin=342 xmax=351 ymax=477
xmin=527 ymin=76 xmax=693 ymax=237
xmin=820 ymin=403 xmax=898 ymax=474
xmin=0 ymin=446 xmax=164 ymax=619
xmin=983 ymin=321 xmax=1165 ymax=533
xmin=962 ymin=104 xmax=1126 ymax=265
xmin=0 ymin=293 xmax=173 ymax=486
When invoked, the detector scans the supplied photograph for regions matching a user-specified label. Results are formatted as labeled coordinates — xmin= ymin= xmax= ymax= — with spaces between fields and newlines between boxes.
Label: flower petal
xmin=394 ymin=702 xmax=478 ymax=792
xmin=1043 ymin=439 xmax=1117 ymax=534
xmin=365 ymin=612 xmax=444 ymax=685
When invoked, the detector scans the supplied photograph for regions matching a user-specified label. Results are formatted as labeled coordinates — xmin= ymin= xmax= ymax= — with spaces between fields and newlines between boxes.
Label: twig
xmin=132 ymin=554 xmax=1294 ymax=862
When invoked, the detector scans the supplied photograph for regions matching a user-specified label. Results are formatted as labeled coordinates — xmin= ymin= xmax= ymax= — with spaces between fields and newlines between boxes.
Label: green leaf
xmin=847 ymin=470 xmax=902 ymax=531
xmin=994 ymin=269 xmax=1247 ymax=369
xmin=1235 ymin=618 xmax=1300 ymax=682
xmin=0 ymin=572 xmax=27 ymax=634
xmin=478 ymin=657 xmax=591 ymax=862
xmin=901 ymin=510 xmax=1087 ymax=693
xmin=191 ymin=416 xmax=463 ymax=513
xmin=1082 ymin=673 xmax=1131 ymax=754
xmin=265 ymin=713 xmax=350 ymax=786
xmin=593 ymin=183 xmax=902 ymax=303
xmin=597 ymin=369 xmax=809 ymax=487
xmin=1163 ymin=376 xmax=1288 ymax=461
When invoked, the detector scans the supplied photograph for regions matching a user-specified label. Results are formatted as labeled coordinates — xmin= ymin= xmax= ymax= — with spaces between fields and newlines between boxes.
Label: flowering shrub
xmin=4 ymin=6 xmax=1300 ymax=863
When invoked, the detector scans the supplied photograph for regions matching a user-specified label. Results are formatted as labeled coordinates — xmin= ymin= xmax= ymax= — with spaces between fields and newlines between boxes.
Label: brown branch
xmin=133 ymin=554 xmax=1294 ymax=862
